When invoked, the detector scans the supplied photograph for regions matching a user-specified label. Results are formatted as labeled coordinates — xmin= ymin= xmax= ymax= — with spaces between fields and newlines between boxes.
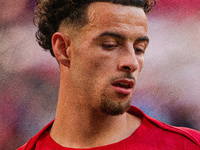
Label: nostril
xmin=118 ymin=62 xmax=137 ymax=72
xmin=122 ymin=66 xmax=131 ymax=70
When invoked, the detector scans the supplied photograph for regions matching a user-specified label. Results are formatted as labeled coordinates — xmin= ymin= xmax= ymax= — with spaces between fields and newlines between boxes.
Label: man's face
xmin=67 ymin=2 xmax=148 ymax=115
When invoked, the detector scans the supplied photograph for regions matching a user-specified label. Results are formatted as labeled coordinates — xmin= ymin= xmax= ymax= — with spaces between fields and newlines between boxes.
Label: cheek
xmin=137 ymin=57 xmax=144 ymax=74
xmin=88 ymin=56 xmax=110 ymax=77
xmin=97 ymin=54 xmax=116 ymax=70
xmin=87 ymin=50 xmax=113 ymax=71
xmin=139 ymin=59 xmax=144 ymax=71
xmin=86 ymin=55 xmax=115 ymax=90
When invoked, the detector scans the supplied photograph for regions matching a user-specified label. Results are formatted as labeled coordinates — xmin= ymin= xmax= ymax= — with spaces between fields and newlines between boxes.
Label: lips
xmin=111 ymin=79 xmax=135 ymax=95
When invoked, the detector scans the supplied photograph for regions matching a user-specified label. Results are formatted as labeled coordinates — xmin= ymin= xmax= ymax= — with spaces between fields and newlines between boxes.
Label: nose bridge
xmin=118 ymin=46 xmax=139 ymax=72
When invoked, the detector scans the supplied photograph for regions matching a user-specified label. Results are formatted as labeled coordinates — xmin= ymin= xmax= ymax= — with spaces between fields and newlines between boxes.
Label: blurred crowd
xmin=0 ymin=0 xmax=200 ymax=149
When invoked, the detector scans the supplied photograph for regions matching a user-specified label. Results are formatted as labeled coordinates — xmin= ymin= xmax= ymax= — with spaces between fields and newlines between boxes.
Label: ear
xmin=52 ymin=32 xmax=71 ymax=67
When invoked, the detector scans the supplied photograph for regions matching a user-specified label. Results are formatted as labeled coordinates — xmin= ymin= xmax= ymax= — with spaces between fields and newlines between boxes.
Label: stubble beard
xmin=99 ymin=74 xmax=135 ymax=116
xmin=100 ymin=93 xmax=131 ymax=116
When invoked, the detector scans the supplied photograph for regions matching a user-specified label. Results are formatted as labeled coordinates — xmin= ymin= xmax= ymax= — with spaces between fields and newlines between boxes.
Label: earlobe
xmin=52 ymin=32 xmax=71 ymax=67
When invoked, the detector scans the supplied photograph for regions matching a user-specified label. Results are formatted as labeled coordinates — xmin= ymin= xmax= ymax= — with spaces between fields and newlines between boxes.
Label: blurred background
xmin=0 ymin=0 xmax=200 ymax=149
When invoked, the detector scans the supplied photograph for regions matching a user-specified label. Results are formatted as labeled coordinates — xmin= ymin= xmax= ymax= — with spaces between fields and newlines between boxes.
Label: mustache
xmin=110 ymin=74 xmax=136 ymax=82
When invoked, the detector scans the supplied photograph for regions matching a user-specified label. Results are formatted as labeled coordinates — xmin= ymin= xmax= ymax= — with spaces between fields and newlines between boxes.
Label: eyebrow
xmin=135 ymin=36 xmax=149 ymax=44
xmin=96 ymin=31 xmax=149 ymax=43
xmin=97 ymin=31 xmax=126 ymax=40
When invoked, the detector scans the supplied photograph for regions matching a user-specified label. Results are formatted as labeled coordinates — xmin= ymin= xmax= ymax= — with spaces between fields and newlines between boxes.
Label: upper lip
xmin=111 ymin=79 xmax=135 ymax=89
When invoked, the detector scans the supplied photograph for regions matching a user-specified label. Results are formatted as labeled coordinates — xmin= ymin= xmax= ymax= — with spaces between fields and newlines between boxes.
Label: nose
xmin=118 ymin=51 xmax=140 ymax=73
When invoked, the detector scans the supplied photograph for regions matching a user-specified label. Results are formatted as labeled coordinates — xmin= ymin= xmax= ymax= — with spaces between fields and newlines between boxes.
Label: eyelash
xmin=101 ymin=43 xmax=145 ymax=54
xmin=135 ymin=48 xmax=145 ymax=54
xmin=102 ymin=44 xmax=119 ymax=50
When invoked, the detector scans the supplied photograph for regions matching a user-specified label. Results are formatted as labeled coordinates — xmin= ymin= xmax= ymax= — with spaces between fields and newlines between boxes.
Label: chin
xmin=100 ymin=97 xmax=131 ymax=116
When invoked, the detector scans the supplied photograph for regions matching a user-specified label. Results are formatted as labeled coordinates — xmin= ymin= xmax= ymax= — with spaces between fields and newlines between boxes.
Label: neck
xmin=50 ymin=101 xmax=141 ymax=148
xmin=49 ymin=70 xmax=141 ymax=148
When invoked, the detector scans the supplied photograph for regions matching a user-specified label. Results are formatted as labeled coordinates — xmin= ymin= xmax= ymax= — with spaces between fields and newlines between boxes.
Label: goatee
xmin=100 ymin=96 xmax=131 ymax=116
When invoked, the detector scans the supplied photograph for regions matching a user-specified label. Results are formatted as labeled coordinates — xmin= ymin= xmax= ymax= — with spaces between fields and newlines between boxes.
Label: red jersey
xmin=18 ymin=106 xmax=200 ymax=150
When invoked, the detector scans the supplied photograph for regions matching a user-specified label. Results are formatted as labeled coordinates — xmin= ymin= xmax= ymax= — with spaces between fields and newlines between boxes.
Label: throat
xmin=49 ymin=112 xmax=141 ymax=148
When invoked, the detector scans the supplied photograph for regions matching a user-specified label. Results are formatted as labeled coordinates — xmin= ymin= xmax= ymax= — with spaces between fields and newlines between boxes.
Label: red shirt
xmin=18 ymin=106 xmax=200 ymax=150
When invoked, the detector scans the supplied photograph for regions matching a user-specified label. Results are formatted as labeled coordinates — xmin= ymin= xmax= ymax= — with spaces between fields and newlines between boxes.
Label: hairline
xmin=59 ymin=1 xmax=147 ymax=34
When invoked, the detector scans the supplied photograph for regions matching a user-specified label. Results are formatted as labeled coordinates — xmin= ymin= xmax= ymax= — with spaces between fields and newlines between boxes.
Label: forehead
xmin=82 ymin=2 xmax=148 ymax=38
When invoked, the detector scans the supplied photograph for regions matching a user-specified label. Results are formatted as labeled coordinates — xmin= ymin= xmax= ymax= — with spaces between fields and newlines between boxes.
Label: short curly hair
xmin=35 ymin=0 xmax=156 ymax=57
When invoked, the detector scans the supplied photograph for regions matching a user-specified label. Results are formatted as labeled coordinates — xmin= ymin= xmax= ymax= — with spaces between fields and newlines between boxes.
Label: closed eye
xmin=134 ymin=42 xmax=147 ymax=55
xmin=135 ymin=48 xmax=145 ymax=54
xmin=102 ymin=44 xmax=119 ymax=50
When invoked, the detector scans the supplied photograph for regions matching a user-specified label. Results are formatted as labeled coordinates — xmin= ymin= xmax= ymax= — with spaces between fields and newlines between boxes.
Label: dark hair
xmin=35 ymin=0 xmax=156 ymax=57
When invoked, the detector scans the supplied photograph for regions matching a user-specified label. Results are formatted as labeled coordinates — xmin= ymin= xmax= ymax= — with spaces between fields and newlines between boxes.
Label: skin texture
xmin=50 ymin=2 xmax=148 ymax=148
